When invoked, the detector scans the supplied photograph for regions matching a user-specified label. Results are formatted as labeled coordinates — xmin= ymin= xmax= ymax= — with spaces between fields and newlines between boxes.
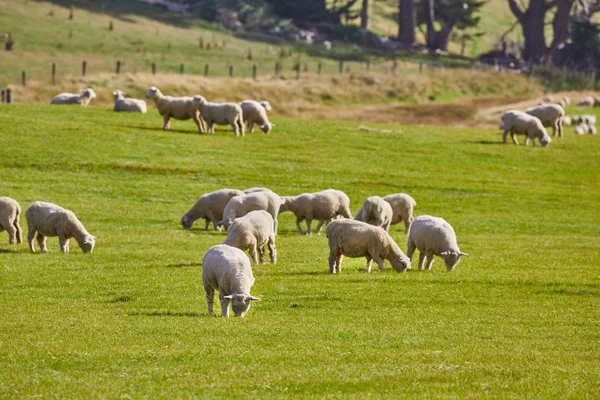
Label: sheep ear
xmin=223 ymin=295 xmax=234 ymax=299
xmin=440 ymin=251 xmax=450 ymax=256
xmin=250 ymin=296 xmax=261 ymax=301
xmin=459 ymin=252 xmax=469 ymax=256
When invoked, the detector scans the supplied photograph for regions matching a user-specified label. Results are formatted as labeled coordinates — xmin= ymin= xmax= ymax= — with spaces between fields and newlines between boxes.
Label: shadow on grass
xmin=165 ymin=262 xmax=202 ymax=268
xmin=473 ymin=140 xmax=506 ymax=145
xmin=121 ymin=125 xmax=200 ymax=135
xmin=128 ymin=310 xmax=204 ymax=318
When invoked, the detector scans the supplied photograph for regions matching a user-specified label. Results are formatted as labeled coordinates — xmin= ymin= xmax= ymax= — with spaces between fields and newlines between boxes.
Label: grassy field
xmin=0 ymin=104 xmax=599 ymax=398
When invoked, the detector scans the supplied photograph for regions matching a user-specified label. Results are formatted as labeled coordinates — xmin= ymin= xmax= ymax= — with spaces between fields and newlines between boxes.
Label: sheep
xmin=382 ymin=193 xmax=417 ymax=234
xmin=499 ymin=110 xmax=552 ymax=147
xmin=525 ymin=104 xmax=565 ymax=137
xmin=563 ymin=116 xmax=573 ymax=126
xmin=50 ymin=88 xmax=96 ymax=106
xmin=555 ymin=96 xmax=569 ymax=108
xmin=181 ymin=188 xmax=244 ymax=231
xmin=112 ymin=90 xmax=147 ymax=113
xmin=575 ymin=123 xmax=597 ymax=135
xmin=145 ymin=86 xmax=205 ymax=133
xmin=406 ymin=215 xmax=468 ymax=272
xmin=576 ymin=115 xmax=597 ymax=126
xmin=220 ymin=190 xmax=282 ymax=233
xmin=326 ymin=219 xmax=411 ymax=274
xmin=259 ymin=101 xmax=272 ymax=112
xmin=0 ymin=197 xmax=22 ymax=245
xmin=25 ymin=202 xmax=95 ymax=253
xmin=202 ymin=244 xmax=261 ymax=318
xmin=576 ymin=96 xmax=595 ymax=107
xmin=223 ymin=210 xmax=277 ymax=264
xmin=240 ymin=100 xmax=274 ymax=134
xmin=279 ymin=189 xmax=352 ymax=235
xmin=354 ymin=196 xmax=393 ymax=232
xmin=196 ymin=96 xmax=245 ymax=136
xmin=243 ymin=187 xmax=273 ymax=194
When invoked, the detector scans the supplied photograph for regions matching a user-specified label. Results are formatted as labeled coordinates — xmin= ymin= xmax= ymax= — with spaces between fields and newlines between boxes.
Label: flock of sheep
xmin=499 ymin=95 xmax=598 ymax=147
xmin=0 ymin=188 xmax=467 ymax=318
xmin=50 ymin=86 xmax=275 ymax=136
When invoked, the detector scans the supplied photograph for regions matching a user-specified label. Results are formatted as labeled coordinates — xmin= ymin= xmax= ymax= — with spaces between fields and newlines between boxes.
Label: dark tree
xmin=398 ymin=0 xmax=416 ymax=45
xmin=360 ymin=0 xmax=369 ymax=29
xmin=508 ymin=0 xmax=551 ymax=63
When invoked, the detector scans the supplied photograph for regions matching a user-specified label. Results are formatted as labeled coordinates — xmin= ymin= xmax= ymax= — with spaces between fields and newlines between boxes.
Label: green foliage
xmin=531 ymin=65 xmax=598 ymax=91
xmin=564 ymin=20 xmax=600 ymax=73
xmin=0 ymin=105 xmax=599 ymax=397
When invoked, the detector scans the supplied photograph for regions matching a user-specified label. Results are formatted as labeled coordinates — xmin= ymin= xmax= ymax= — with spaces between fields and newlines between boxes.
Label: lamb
xmin=25 ymin=201 xmax=95 ymax=253
xmin=145 ymin=86 xmax=205 ymax=133
xmin=112 ymin=90 xmax=147 ymax=113
xmin=50 ymin=88 xmax=96 ymax=106
xmin=499 ymin=110 xmax=552 ymax=147
xmin=202 ymin=244 xmax=261 ymax=317
xmin=240 ymin=100 xmax=274 ymax=134
xmin=279 ymin=189 xmax=352 ymax=235
xmin=354 ymin=196 xmax=393 ymax=232
xmin=406 ymin=215 xmax=468 ymax=272
xmin=0 ymin=197 xmax=22 ymax=245
xmin=181 ymin=188 xmax=244 ymax=231
xmin=220 ymin=190 xmax=282 ymax=233
xmin=382 ymin=193 xmax=417 ymax=234
xmin=525 ymin=104 xmax=565 ymax=137
xmin=223 ymin=210 xmax=277 ymax=264
xmin=197 ymin=96 xmax=245 ymax=136
xmin=326 ymin=219 xmax=411 ymax=274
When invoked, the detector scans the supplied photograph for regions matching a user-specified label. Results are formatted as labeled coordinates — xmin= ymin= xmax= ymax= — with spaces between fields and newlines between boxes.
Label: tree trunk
xmin=398 ymin=0 xmax=416 ymax=45
xmin=508 ymin=0 xmax=548 ymax=63
xmin=423 ymin=0 xmax=436 ymax=49
xmin=360 ymin=0 xmax=369 ymax=29
xmin=551 ymin=0 xmax=575 ymax=65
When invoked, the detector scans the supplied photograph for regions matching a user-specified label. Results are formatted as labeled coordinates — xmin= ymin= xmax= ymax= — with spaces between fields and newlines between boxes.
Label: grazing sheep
xmin=575 ymin=123 xmax=597 ymax=135
xmin=499 ymin=110 xmax=552 ymax=147
xmin=576 ymin=96 xmax=595 ymax=107
xmin=112 ymin=90 xmax=147 ymax=113
xmin=555 ymin=96 xmax=569 ymax=108
xmin=220 ymin=190 xmax=282 ymax=233
xmin=25 ymin=201 xmax=95 ymax=253
xmin=0 ymin=197 xmax=22 ymax=245
xmin=382 ymin=193 xmax=416 ymax=234
xmin=525 ymin=104 xmax=565 ymax=137
xmin=576 ymin=115 xmax=597 ymax=126
xmin=145 ymin=86 xmax=205 ymax=133
xmin=259 ymin=101 xmax=272 ymax=112
xmin=202 ymin=244 xmax=261 ymax=318
xmin=240 ymin=100 xmax=274 ymax=134
xmin=279 ymin=189 xmax=352 ymax=235
xmin=354 ymin=196 xmax=393 ymax=232
xmin=406 ymin=215 xmax=468 ymax=272
xmin=181 ymin=188 xmax=244 ymax=231
xmin=563 ymin=116 xmax=573 ymax=126
xmin=50 ymin=88 xmax=96 ymax=106
xmin=197 ymin=96 xmax=245 ymax=136
xmin=223 ymin=210 xmax=277 ymax=264
xmin=243 ymin=187 xmax=273 ymax=194
xmin=326 ymin=219 xmax=411 ymax=274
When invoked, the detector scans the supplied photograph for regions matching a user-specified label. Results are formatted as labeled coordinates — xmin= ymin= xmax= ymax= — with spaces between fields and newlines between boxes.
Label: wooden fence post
xmin=1 ymin=89 xmax=4 ymax=103
xmin=82 ymin=60 xmax=87 ymax=76
xmin=22 ymin=71 xmax=26 ymax=86
xmin=6 ymin=88 xmax=11 ymax=103
xmin=275 ymin=62 xmax=280 ymax=77
xmin=116 ymin=60 xmax=121 ymax=74
xmin=318 ymin=62 xmax=322 ymax=74
xmin=229 ymin=65 xmax=233 ymax=77
xmin=51 ymin=63 xmax=56 ymax=84
xmin=294 ymin=63 xmax=300 ymax=80
xmin=252 ymin=65 xmax=257 ymax=80
xmin=152 ymin=63 xmax=156 ymax=75
xmin=339 ymin=60 xmax=343 ymax=74
xmin=204 ymin=64 xmax=209 ymax=76
xmin=366 ymin=60 xmax=370 ymax=72
xmin=180 ymin=63 xmax=184 ymax=74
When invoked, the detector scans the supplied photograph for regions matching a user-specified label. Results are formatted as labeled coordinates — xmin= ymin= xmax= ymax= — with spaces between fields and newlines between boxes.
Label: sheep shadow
xmin=127 ymin=310 xmax=204 ymax=318
xmin=0 ymin=247 xmax=25 ymax=254
xmin=165 ymin=262 xmax=202 ymax=268
xmin=473 ymin=140 xmax=506 ymax=145
xmin=122 ymin=125 xmax=200 ymax=135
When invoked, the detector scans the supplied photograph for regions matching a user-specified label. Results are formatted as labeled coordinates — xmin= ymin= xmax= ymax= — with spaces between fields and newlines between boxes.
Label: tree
xmin=360 ymin=0 xmax=369 ymax=29
xmin=507 ymin=0 xmax=551 ymax=63
xmin=398 ymin=0 xmax=416 ymax=45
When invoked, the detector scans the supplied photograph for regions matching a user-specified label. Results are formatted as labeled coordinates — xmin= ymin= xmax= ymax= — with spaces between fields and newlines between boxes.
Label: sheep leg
xmin=258 ymin=244 xmax=266 ymax=264
xmin=163 ymin=114 xmax=171 ymax=130
xmin=204 ymin=284 xmax=215 ymax=316
xmin=203 ymin=219 xmax=210 ymax=231
xmin=231 ymin=120 xmax=240 ymax=137
xmin=511 ymin=133 xmax=519 ymax=145
xmin=208 ymin=122 xmax=215 ymax=134
xmin=248 ymin=120 xmax=254 ymax=133
xmin=406 ymin=239 xmax=416 ymax=260
xmin=193 ymin=113 xmax=205 ymax=133
xmin=552 ymin=122 xmax=557 ymax=137
xmin=365 ymin=256 xmax=373 ymax=273
xmin=558 ymin=119 xmax=563 ymax=137
xmin=295 ymin=216 xmax=307 ymax=235
xmin=219 ymin=293 xmax=231 ymax=317
xmin=383 ymin=221 xmax=391 ymax=232
xmin=58 ymin=234 xmax=69 ymax=253
xmin=273 ymin=218 xmax=278 ymax=236
xmin=372 ymin=254 xmax=385 ymax=272
xmin=27 ymin=225 xmax=37 ymax=252
xmin=424 ymin=251 xmax=435 ymax=270
xmin=315 ymin=220 xmax=325 ymax=234
xmin=502 ymin=130 xmax=509 ymax=143
xmin=249 ymin=241 xmax=259 ymax=264
xmin=418 ymin=252 xmax=426 ymax=270
xmin=403 ymin=219 xmax=411 ymax=234
xmin=268 ymin=235 xmax=277 ymax=264
xmin=305 ymin=217 xmax=313 ymax=235
xmin=2 ymin=219 xmax=17 ymax=244
xmin=36 ymin=233 xmax=48 ymax=252
xmin=336 ymin=254 xmax=343 ymax=273
xmin=329 ymin=249 xmax=342 ymax=273
xmin=13 ymin=218 xmax=22 ymax=244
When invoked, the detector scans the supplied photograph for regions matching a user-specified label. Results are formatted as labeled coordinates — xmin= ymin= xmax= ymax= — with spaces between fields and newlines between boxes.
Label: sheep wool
xmin=0 ymin=197 xmax=22 ymax=245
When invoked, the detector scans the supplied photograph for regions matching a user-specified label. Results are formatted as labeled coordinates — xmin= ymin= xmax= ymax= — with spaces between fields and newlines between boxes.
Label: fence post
xmin=82 ymin=60 xmax=87 ymax=76
xmin=51 ymin=63 xmax=56 ymax=84
xmin=252 ymin=65 xmax=257 ymax=80
xmin=339 ymin=60 xmax=343 ymax=74
xmin=204 ymin=64 xmax=209 ymax=76
xmin=180 ymin=63 xmax=184 ymax=74
xmin=275 ymin=62 xmax=280 ymax=77
xmin=116 ymin=60 xmax=121 ymax=74
xmin=22 ymin=71 xmax=26 ymax=86
xmin=152 ymin=63 xmax=156 ymax=75
xmin=366 ymin=60 xmax=370 ymax=72
xmin=419 ymin=63 xmax=423 ymax=73
xmin=1 ymin=89 xmax=4 ymax=103
xmin=318 ymin=61 xmax=322 ymax=74
xmin=294 ymin=63 xmax=300 ymax=80
xmin=6 ymin=88 xmax=11 ymax=103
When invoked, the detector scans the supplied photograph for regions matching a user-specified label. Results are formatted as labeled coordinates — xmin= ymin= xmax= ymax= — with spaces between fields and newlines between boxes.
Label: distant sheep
xmin=576 ymin=115 xmax=597 ymax=126
xmin=113 ymin=90 xmax=147 ymax=113
xmin=145 ymin=86 xmax=205 ymax=133
xmin=382 ymin=193 xmax=416 ymax=233
xmin=354 ymin=196 xmax=393 ymax=232
xmin=406 ymin=215 xmax=467 ymax=271
xmin=220 ymin=190 xmax=282 ymax=233
xmin=223 ymin=210 xmax=277 ymax=264
xmin=279 ymin=189 xmax=352 ymax=235
xmin=25 ymin=201 xmax=95 ymax=253
xmin=525 ymin=104 xmax=565 ymax=137
xmin=576 ymin=96 xmax=595 ymax=107
xmin=0 ymin=197 xmax=22 ymax=245
xmin=197 ymin=96 xmax=245 ymax=136
xmin=563 ymin=116 xmax=573 ymax=126
xmin=326 ymin=219 xmax=411 ymax=274
xmin=50 ymin=88 xmax=96 ymax=106
xmin=202 ymin=244 xmax=261 ymax=317
xmin=499 ymin=110 xmax=552 ymax=147
xmin=240 ymin=100 xmax=274 ymax=134
xmin=575 ymin=123 xmax=597 ymax=135
xmin=181 ymin=188 xmax=244 ymax=231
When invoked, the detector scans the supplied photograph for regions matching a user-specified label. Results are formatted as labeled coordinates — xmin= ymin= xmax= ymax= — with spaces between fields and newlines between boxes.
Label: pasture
xmin=0 ymin=105 xmax=599 ymax=398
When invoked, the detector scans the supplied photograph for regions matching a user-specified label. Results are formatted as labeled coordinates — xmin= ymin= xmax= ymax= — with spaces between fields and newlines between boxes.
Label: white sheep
xmin=499 ymin=110 xmax=552 ymax=147
xmin=576 ymin=115 xmax=597 ymax=126
xmin=259 ymin=101 xmax=272 ymax=111
xmin=145 ymin=86 xmax=205 ymax=133
xmin=240 ymin=100 xmax=274 ymax=134
xmin=563 ymin=116 xmax=572 ymax=126
xmin=354 ymin=196 xmax=393 ymax=232
xmin=382 ymin=193 xmax=416 ymax=234
xmin=525 ymin=104 xmax=565 ymax=137
xmin=197 ymin=96 xmax=245 ymax=136
xmin=555 ymin=96 xmax=569 ymax=108
xmin=326 ymin=219 xmax=411 ymax=274
xmin=25 ymin=202 xmax=95 ymax=253
xmin=0 ymin=197 xmax=22 ymax=245
xmin=113 ymin=90 xmax=147 ymax=113
xmin=406 ymin=215 xmax=467 ymax=271
xmin=575 ymin=123 xmax=597 ymax=135
xmin=220 ymin=190 xmax=282 ymax=233
xmin=223 ymin=210 xmax=277 ymax=264
xmin=181 ymin=188 xmax=244 ymax=231
xmin=202 ymin=244 xmax=261 ymax=317
xmin=243 ymin=187 xmax=273 ymax=194
xmin=279 ymin=189 xmax=352 ymax=235
xmin=576 ymin=96 xmax=595 ymax=107
xmin=50 ymin=88 xmax=96 ymax=106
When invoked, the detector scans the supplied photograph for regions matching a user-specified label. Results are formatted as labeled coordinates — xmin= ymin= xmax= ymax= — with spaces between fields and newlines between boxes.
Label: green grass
xmin=0 ymin=105 xmax=599 ymax=398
